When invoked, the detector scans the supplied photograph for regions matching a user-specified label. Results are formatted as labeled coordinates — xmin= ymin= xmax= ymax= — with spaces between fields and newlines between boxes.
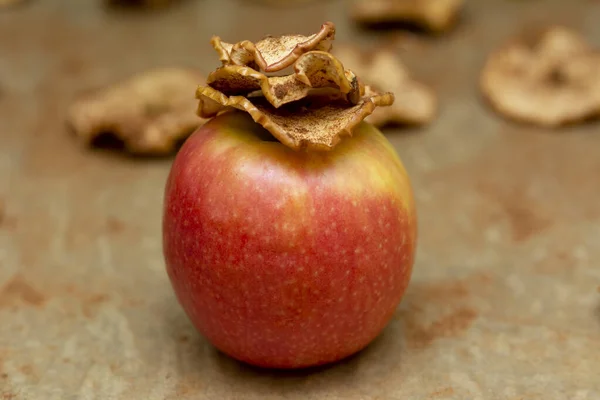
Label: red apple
xmin=163 ymin=111 xmax=417 ymax=369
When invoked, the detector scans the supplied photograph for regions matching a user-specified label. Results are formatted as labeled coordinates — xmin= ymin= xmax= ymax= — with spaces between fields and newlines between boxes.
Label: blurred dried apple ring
xmin=480 ymin=25 xmax=600 ymax=127
xmin=67 ymin=68 xmax=206 ymax=155
xmin=351 ymin=0 xmax=465 ymax=33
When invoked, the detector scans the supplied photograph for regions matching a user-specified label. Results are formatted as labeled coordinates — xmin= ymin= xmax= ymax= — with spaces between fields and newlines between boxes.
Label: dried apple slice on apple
xmin=206 ymin=51 xmax=361 ymax=108
xmin=196 ymin=85 xmax=393 ymax=151
xmin=294 ymin=51 xmax=359 ymax=100
xmin=196 ymin=21 xmax=397 ymax=151
xmin=211 ymin=21 xmax=335 ymax=72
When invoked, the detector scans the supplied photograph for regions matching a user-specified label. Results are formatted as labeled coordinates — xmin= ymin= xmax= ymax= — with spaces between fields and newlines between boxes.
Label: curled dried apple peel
xmin=197 ymin=22 xmax=395 ymax=151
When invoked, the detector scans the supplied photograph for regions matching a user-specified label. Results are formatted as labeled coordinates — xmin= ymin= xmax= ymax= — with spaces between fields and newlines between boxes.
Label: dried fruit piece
xmin=294 ymin=51 xmax=356 ymax=96
xmin=332 ymin=44 xmax=437 ymax=127
xmin=206 ymin=51 xmax=360 ymax=108
xmin=208 ymin=67 xmax=314 ymax=108
xmin=67 ymin=68 xmax=206 ymax=155
xmin=480 ymin=26 xmax=600 ymax=127
xmin=196 ymin=85 xmax=393 ymax=151
xmin=351 ymin=0 xmax=464 ymax=33
xmin=211 ymin=22 xmax=335 ymax=72
xmin=197 ymin=22 xmax=396 ymax=151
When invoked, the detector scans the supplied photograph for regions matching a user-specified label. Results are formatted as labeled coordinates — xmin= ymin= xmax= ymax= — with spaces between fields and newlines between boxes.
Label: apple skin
xmin=163 ymin=111 xmax=417 ymax=369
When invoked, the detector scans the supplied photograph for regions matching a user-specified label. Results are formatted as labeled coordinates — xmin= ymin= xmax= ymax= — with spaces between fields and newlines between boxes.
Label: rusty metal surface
xmin=1 ymin=0 xmax=600 ymax=399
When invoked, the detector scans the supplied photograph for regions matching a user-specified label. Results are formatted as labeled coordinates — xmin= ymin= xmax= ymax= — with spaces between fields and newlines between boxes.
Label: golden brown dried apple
xmin=480 ymin=26 xmax=600 ymax=127
xmin=351 ymin=0 xmax=465 ymax=33
xmin=67 ymin=68 xmax=206 ymax=155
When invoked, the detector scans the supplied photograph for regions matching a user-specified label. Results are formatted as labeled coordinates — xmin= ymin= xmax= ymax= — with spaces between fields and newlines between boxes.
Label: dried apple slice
xmin=67 ymin=68 xmax=206 ymax=155
xmin=206 ymin=51 xmax=361 ymax=108
xmin=333 ymin=44 xmax=437 ymax=127
xmin=197 ymin=22 xmax=397 ymax=151
xmin=211 ymin=21 xmax=335 ymax=72
xmin=480 ymin=26 xmax=600 ymax=127
xmin=207 ymin=66 xmax=313 ymax=108
xmin=196 ymin=85 xmax=394 ymax=151
xmin=351 ymin=0 xmax=464 ymax=33
xmin=294 ymin=51 xmax=355 ymax=95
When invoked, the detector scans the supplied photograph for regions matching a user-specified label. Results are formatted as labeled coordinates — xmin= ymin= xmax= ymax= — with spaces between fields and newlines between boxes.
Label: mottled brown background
xmin=1 ymin=0 xmax=599 ymax=399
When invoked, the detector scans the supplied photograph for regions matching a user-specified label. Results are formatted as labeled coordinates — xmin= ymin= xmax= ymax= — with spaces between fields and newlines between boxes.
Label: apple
xmin=162 ymin=110 xmax=417 ymax=369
